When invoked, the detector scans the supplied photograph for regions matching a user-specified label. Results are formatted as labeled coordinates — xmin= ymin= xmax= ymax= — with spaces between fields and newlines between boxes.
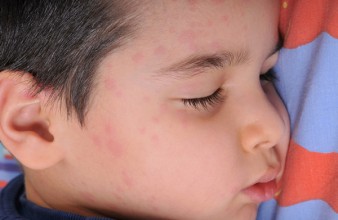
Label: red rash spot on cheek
xmin=105 ymin=123 xmax=112 ymax=134
xmin=82 ymin=192 xmax=96 ymax=203
xmin=106 ymin=137 xmax=124 ymax=158
xmin=91 ymin=132 xmax=124 ymax=158
xmin=206 ymin=19 xmax=214 ymax=27
xmin=122 ymin=171 xmax=134 ymax=188
xmin=222 ymin=15 xmax=229 ymax=24
xmin=139 ymin=127 xmax=147 ymax=135
xmin=90 ymin=134 xmax=103 ymax=147
xmin=132 ymin=52 xmax=145 ymax=64
xmin=104 ymin=78 xmax=116 ymax=90
xmin=151 ymin=134 xmax=160 ymax=144
xmin=104 ymin=78 xmax=124 ymax=97
xmin=90 ymin=124 xmax=124 ymax=158
xmin=152 ymin=116 xmax=160 ymax=124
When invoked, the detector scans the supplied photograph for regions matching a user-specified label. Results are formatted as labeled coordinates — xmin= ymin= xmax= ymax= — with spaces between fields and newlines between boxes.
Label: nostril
xmin=239 ymin=123 xmax=280 ymax=152
xmin=240 ymin=123 xmax=264 ymax=152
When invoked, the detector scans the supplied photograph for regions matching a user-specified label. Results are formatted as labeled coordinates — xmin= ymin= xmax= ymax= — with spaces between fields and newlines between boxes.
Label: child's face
xmin=50 ymin=0 xmax=289 ymax=219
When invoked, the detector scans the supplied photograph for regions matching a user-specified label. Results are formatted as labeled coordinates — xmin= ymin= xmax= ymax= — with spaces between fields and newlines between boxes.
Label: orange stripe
xmin=277 ymin=140 xmax=338 ymax=212
xmin=4 ymin=154 xmax=14 ymax=160
xmin=280 ymin=0 xmax=338 ymax=48
xmin=0 ymin=181 xmax=7 ymax=188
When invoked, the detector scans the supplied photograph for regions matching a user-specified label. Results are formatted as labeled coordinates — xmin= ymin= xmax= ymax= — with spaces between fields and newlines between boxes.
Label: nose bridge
xmin=238 ymin=88 xmax=285 ymax=153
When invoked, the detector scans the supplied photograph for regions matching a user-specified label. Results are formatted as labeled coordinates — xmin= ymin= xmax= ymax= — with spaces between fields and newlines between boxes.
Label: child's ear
xmin=0 ymin=72 xmax=64 ymax=170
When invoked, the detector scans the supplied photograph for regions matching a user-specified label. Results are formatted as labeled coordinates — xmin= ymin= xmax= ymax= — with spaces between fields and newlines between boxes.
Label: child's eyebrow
xmin=154 ymin=49 xmax=249 ymax=80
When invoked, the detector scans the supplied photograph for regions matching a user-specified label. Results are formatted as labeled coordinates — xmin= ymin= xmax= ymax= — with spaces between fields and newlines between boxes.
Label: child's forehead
xmin=131 ymin=4 xmax=227 ymax=47
xmin=99 ymin=0 xmax=276 ymax=74
xmin=133 ymin=1 xmax=267 ymax=44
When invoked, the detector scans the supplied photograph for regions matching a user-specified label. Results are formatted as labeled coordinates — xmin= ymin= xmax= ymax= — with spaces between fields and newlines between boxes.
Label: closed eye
xmin=182 ymin=88 xmax=224 ymax=111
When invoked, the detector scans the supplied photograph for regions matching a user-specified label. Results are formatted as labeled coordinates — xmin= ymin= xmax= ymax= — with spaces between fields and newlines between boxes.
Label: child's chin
xmin=232 ymin=203 xmax=258 ymax=220
xmin=196 ymin=203 xmax=258 ymax=220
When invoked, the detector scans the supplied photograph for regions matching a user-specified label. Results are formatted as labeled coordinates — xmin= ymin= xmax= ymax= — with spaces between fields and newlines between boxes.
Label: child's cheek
xmin=104 ymin=123 xmax=125 ymax=158
xmin=88 ymin=124 xmax=125 ymax=159
xmin=121 ymin=170 xmax=135 ymax=189
xmin=104 ymin=78 xmax=124 ymax=98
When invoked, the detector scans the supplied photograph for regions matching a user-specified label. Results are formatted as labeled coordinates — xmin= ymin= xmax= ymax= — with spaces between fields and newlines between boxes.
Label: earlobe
xmin=0 ymin=72 xmax=63 ymax=170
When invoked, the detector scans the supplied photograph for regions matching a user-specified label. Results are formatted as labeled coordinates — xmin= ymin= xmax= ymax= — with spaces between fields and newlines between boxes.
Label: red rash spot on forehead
xmin=222 ymin=15 xmax=229 ymax=23
xmin=153 ymin=46 xmax=168 ymax=56
xmin=211 ymin=0 xmax=224 ymax=4
xmin=179 ymin=30 xmax=198 ymax=51
xmin=210 ymin=41 xmax=222 ymax=51
xmin=188 ymin=0 xmax=198 ymax=10
xmin=179 ymin=30 xmax=197 ymax=43
xmin=206 ymin=19 xmax=214 ymax=27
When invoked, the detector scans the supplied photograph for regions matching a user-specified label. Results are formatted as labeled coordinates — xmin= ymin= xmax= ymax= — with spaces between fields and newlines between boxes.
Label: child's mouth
xmin=242 ymin=180 xmax=278 ymax=203
xmin=242 ymin=168 xmax=280 ymax=203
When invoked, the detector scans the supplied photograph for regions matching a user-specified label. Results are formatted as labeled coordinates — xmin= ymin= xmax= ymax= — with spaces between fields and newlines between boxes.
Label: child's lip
xmin=242 ymin=168 xmax=280 ymax=203
xmin=242 ymin=180 xmax=278 ymax=203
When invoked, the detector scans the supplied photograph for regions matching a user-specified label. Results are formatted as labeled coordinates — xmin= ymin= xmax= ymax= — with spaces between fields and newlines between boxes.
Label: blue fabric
xmin=0 ymin=144 xmax=21 ymax=191
xmin=0 ymin=175 xmax=114 ymax=220
xmin=257 ymin=23 xmax=338 ymax=220
xmin=274 ymin=33 xmax=338 ymax=153
xmin=257 ymin=33 xmax=338 ymax=220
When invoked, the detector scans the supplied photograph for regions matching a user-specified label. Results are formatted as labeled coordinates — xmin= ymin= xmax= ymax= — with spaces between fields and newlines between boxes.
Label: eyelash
xmin=260 ymin=68 xmax=277 ymax=82
xmin=182 ymin=69 xmax=277 ymax=111
xmin=182 ymin=88 xmax=224 ymax=110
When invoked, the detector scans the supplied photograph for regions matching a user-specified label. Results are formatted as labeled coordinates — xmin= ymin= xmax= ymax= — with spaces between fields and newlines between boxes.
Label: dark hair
xmin=0 ymin=0 xmax=138 ymax=124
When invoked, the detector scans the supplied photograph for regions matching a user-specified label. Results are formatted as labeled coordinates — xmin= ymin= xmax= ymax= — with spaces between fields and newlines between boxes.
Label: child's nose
xmin=237 ymin=89 xmax=285 ymax=154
